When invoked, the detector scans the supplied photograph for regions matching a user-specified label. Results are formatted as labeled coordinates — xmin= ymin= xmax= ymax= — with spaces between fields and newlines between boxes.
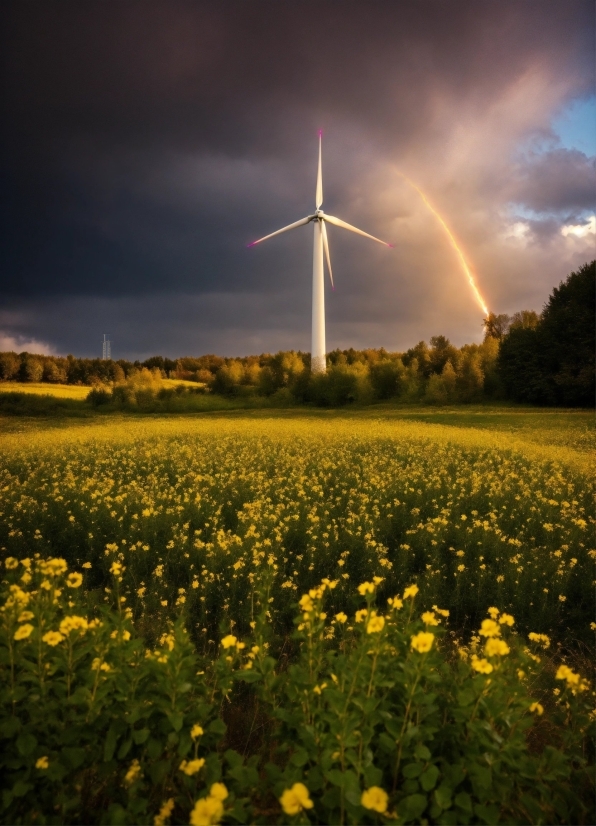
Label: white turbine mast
xmin=248 ymin=132 xmax=393 ymax=373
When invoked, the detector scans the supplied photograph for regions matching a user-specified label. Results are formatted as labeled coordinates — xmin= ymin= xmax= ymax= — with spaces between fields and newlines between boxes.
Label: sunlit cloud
xmin=560 ymin=215 xmax=596 ymax=237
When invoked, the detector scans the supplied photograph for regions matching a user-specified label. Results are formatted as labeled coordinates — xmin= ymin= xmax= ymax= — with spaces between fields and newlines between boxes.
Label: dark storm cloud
xmin=512 ymin=148 xmax=595 ymax=213
xmin=0 ymin=0 xmax=594 ymax=357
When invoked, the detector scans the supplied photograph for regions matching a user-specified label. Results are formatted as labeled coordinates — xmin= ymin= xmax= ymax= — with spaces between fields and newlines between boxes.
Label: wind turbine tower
xmin=248 ymin=133 xmax=393 ymax=373
xmin=102 ymin=334 xmax=111 ymax=361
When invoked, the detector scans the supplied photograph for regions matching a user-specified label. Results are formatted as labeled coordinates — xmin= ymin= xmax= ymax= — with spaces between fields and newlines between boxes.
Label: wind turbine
xmin=248 ymin=132 xmax=393 ymax=373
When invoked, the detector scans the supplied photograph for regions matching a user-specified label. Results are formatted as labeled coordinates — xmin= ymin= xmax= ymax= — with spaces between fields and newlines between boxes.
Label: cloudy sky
xmin=1 ymin=1 xmax=594 ymax=360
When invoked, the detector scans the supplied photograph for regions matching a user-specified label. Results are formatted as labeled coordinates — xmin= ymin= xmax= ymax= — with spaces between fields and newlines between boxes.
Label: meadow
xmin=0 ymin=409 xmax=593 ymax=824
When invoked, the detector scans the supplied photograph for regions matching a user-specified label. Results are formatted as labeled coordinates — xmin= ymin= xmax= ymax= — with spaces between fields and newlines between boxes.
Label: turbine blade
xmin=321 ymin=219 xmax=334 ymax=290
xmin=247 ymin=215 xmax=313 ymax=247
xmin=316 ymin=131 xmax=323 ymax=209
xmin=323 ymin=214 xmax=393 ymax=247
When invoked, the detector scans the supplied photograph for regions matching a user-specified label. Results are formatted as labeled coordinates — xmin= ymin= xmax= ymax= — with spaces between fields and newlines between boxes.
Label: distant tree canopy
xmin=497 ymin=261 xmax=595 ymax=407
xmin=1 ymin=262 xmax=592 ymax=408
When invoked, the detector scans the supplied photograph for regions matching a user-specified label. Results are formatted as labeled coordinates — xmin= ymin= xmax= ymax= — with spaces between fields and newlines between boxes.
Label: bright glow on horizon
xmin=396 ymin=171 xmax=490 ymax=317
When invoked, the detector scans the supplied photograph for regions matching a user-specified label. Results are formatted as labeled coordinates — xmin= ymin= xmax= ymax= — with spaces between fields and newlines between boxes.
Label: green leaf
xmin=290 ymin=747 xmax=309 ymax=767
xmin=148 ymin=760 xmax=170 ymax=784
xmin=265 ymin=762 xmax=282 ymax=783
xmin=225 ymin=749 xmax=244 ymax=769
xmin=474 ymin=803 xmax=500 ymax=823
xmin=12 ymin=781 xmax=33 ymax=798
xmin=62 ymin=747 xmax=86 ymax=769
xmin=325 ymin=769 xmax=345 ymax=787
xmin=400 ymin=793 xmax=428 ymax=821
xmin=414 ymin=743 xmax=431 ymax=761
xmin=146 ymin=737 xmax=162 ymax=759
xmin=403 ymin=762 xmax=424 ymax=779
xmin=103 ymin=724 xmax=119 ymax=762
xmin=133 ymin=728 xmax=150 ymax=745
xmin=454 ymin=792 xmax=473 ymax=813
xmin=457 ymin=689 xmax=475 ymax=707
xmin=0 ymin=716 xmax=20 ymax=738
xmin=363 ymin=764 xmax=383 ymax=788
xmin=208 ymin=719 xmax=227 ymax=736
xmin=16 ymin=733 xmax=37 ymax=756
xmin=321 ymin=787 xmax=341 ymax=809
xmin=167 ymin=712 xmax=184 ymax=732
xmin=117 ymin=737 xmax=132 ymax=759
xmin=307 ymin=765 xmax=323 ymax=791
xmin=379 ymin=732 xmax=397 ymax=753
xmin=433 ymin=783 xmax=452 ymax=810
xmin=420 ymin=765 xmax=440 ymax=792
xmin=233 ymin=670 xmax=262 ymax=683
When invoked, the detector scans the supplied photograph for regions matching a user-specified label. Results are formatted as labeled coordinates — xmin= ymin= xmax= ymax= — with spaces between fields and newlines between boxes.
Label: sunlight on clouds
xmin=507 ymin=222 xmax=531 ymax=240
xmin=560 ymin=215 xmax=595 ymax=238
xmin=0 ymin=332 xmax=56 ymax=355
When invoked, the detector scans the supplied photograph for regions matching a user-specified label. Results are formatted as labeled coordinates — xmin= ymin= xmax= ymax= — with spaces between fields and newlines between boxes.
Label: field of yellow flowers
xmin=0 ymin=412 xmax=593 ymax=824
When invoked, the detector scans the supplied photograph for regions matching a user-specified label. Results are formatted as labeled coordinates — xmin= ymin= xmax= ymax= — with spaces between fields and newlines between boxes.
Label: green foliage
xmin=1 ymin=565 xmax=593 ymax=824
xmin=498 ymin=261 xmax=595 ymax=407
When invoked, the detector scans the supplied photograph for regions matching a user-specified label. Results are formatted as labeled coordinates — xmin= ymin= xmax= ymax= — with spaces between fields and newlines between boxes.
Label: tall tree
xmin=498 ymin=261 xmax=595 ymax=407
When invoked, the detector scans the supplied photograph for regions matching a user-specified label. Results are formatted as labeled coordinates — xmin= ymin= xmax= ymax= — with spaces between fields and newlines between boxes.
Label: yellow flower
xmin=529 ymin=702 xmax=544 ymax=715
xmin=124 ymin=758 xmax=142 ymax=786
xmin=471 ymin=655 xmax=493 ymax=674
xmin=410 ymin=631 xmax=434 ymax=653
xmin=432 ymin=605 xmax=449 ymax=617
xmin=403 ymin=584 xmax=419 ymax=599
xmin=154 ymin=798 xmax=175 ymax=826
xmin=179 ymin=758 xmax=205 ymax=776
xmin=355 ymin=609 xmax=368 ymax=623
xmin=421 ymin=611 xmax=439 ymax=626
xmin=66 ymin=572 xmax=83 ymax=588
xmin=42 ymin=630 xmax=64 ymax=647
xmin=299 ymin=594 xmax=314 ymax=612
xmin=190 ymin=796 xmax=224 ymax=826
xmin=59 ymin=616 xmax=88 ymax=635
xmin=528 ymin=632 xmax=550 ymax=649
xmin=221 ymin=635 xmax=237 ymax=649
xmin=335 ymin=612 xmax=348 ymax=624
xmin=280 ymin=782 xmax=314 ymax=816
xmin=209 ymin=783 xmax=228 ymax=801
xmin=5 ymin=557 xmax=19 ymax=570
xmin=14 ymin=623 xmax=34 ymax=641
xmin=361 ymin=786 xmax=388 ymax=813
xmin=484 ymin=638 xmax=510 ymax=657
xmin=388 ymin=596 xmax=403 ymax=610
xmin=555 ymin=664 xmax=580 ymax=687
xmin=190 ymin=724 xmax=204 ymax=740
xmin=367 ymin=613 xmax=385 ymax=634
xmin=35 ymin=756 xmax=49 ymax=770
xmin=82 ymin=562 xmax=92 ymax=569
xmin=18 ymin=611 xmax=34 ymax=622
xmin=358 ymin=581 xmax=375 ymax=595
xmin=110 ymin=561 xmax=123 ymax=576
xmin=479 ymin=619 xmax=501 ymax=638
xmin=499 ymin=613 xmax=515 ymax=626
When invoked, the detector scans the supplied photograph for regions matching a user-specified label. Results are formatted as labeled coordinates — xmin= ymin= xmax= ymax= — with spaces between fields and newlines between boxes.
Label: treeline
xmin=1 ymin=261 xmax=593 ymax=407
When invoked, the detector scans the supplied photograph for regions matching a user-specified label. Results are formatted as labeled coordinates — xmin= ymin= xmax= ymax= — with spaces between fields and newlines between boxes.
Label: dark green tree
xmin=498 ymin=261 xmax=595 ymax=406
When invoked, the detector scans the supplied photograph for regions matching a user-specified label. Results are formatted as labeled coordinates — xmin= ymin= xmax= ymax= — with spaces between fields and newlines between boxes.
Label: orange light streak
xmin=397 ymin=171 xmax=489 ymax=317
